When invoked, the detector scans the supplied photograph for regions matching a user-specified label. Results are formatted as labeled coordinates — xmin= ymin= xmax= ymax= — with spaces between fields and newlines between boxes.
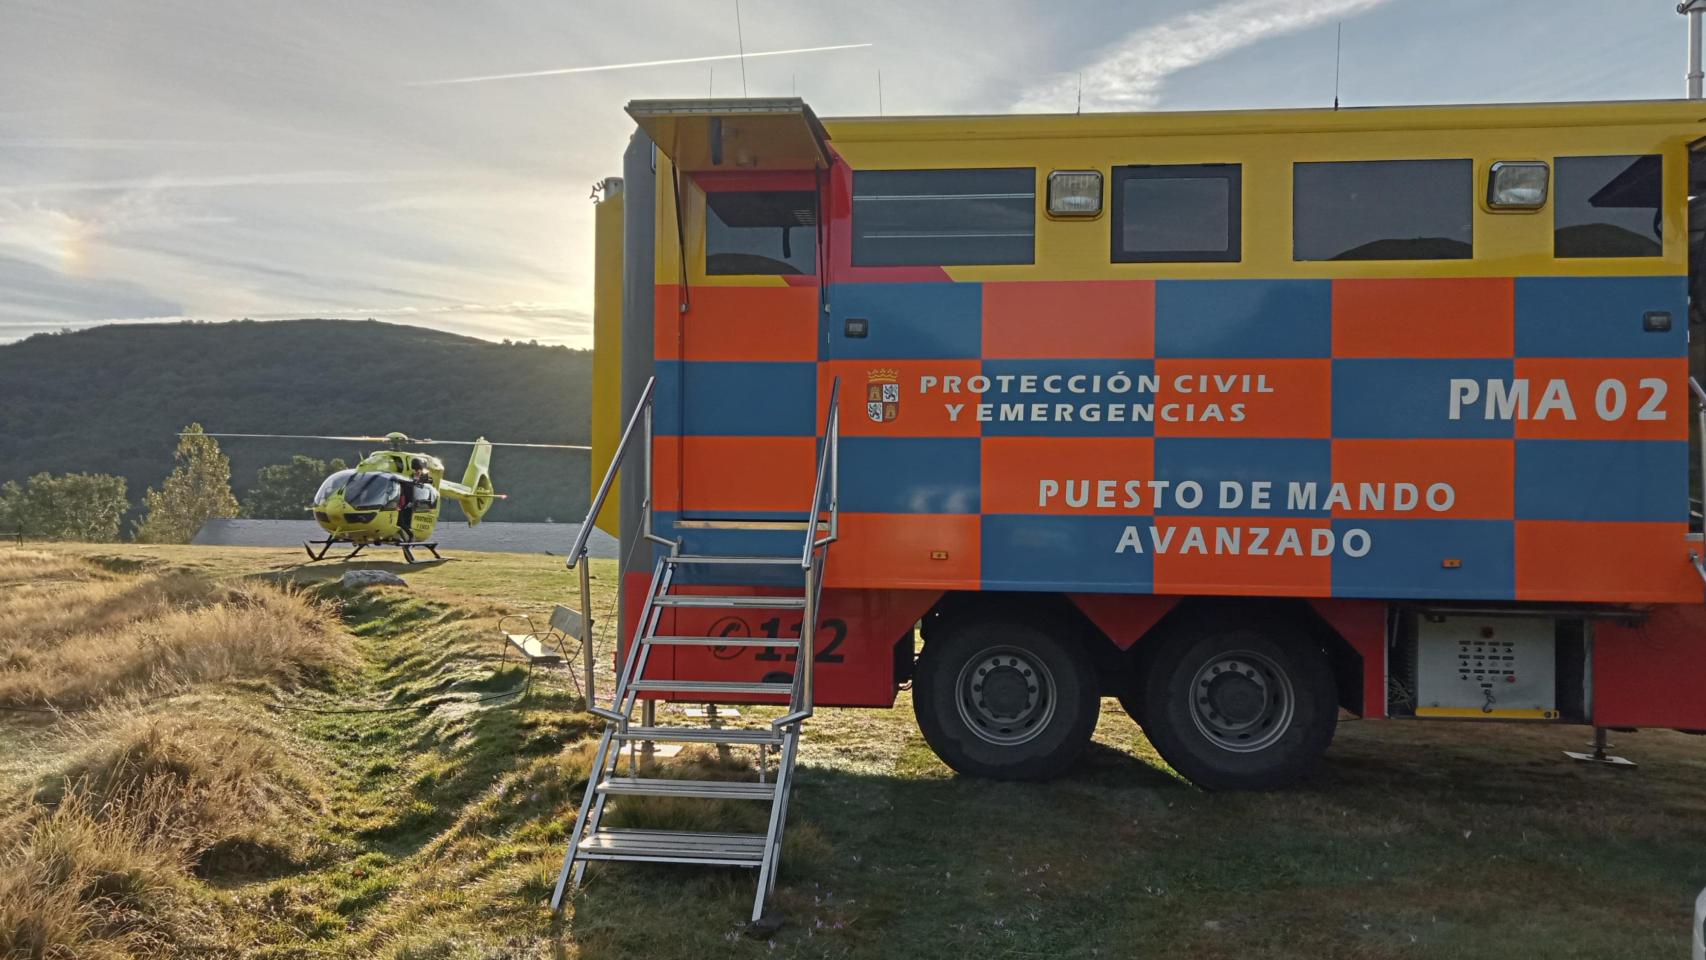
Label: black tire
xmin=1140 ymin=623 xmax=1337 ymax=791
xmin=913 ymin=617 xmax=1100 ymax=781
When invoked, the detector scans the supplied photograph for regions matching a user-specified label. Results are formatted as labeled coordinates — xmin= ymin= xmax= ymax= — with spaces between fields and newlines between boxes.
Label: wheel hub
xmin=1205 ymin=670 xmax=1265 ymax=724
xmin=955 ymin=646 xmax=1056 ymax=746
xmin=1188 ymin=651 xmax=1296 ymax=753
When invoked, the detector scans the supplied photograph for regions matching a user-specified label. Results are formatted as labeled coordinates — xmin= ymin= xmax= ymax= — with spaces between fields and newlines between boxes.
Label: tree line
xmin=0 ymin=424 xmax=353 ymax=544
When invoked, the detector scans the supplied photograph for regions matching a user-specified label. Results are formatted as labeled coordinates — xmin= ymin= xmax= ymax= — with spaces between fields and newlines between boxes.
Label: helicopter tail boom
xmin=441 ymin=439 xmax=498 ymax=526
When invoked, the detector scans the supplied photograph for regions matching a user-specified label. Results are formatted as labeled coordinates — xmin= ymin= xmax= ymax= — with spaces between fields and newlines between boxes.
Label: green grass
xmin=4 ymin=543 xmax=1705 ymax=959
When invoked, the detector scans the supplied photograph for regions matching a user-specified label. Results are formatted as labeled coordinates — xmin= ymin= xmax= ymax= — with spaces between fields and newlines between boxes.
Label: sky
xmin=0 ymin=0 xmax=1695 ymax=346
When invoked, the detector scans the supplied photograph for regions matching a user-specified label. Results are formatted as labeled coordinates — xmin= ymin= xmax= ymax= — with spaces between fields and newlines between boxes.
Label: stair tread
xmin=628 ymin=679 xmax=793 ymax=695
xmin=578 ymin=827 xmax=767 ymax=863
xmin=613 ymin=725 xmax=785 ymax=745
xmin=668 ymin=554 xmax=803 ymax=566
xmin=597 ymin=777 xmax=777 ymax=799
xmin=644 ymin=635 xmax=800 ymax=649
xmin=654 ymin=594 xmax=807 ymax=609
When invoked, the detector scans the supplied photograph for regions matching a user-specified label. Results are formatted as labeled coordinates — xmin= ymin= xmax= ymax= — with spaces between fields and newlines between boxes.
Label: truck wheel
xmin=1140 ymin=624 xmax=1336 ymax=790
xmin=913 ymin=617 xmax=1099 ymax=781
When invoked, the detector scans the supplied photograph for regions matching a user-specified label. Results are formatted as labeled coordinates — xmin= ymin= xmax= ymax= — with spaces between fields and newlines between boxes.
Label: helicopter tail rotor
xmin=440 ymin=439 xmax=498 ymax=527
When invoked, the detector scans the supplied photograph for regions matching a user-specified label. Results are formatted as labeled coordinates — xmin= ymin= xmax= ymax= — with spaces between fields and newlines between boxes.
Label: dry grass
xmin=0 ymin=552 xmax=344 ymax=957
xmin=0 ymin=712 xmax=328 ymax=959
xmin=0 ymin=784 xmax=207 ymax=960
xmin=0 ymin=552 xmax=350 ymax=709
xmin=36 ymin=712 xmax=326 ymax=870
xmin=0 ymin=550 xmax=108 ymax=587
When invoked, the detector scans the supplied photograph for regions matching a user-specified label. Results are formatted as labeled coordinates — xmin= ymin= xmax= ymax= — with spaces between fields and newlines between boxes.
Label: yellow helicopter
xmin=195 ymin=431 xmax=588 ymax=563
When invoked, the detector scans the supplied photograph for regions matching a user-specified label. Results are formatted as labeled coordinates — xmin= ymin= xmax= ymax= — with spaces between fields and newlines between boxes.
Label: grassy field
xmin=1 ymin=542 xmax=1704 ymax=959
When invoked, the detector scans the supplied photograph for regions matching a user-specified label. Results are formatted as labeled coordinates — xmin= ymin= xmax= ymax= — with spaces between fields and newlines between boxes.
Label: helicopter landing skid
xmin=399 ymin=541 xmax=442 ymax=565
xmin=304 ymin=538 xmax=364 ymax=562
xmin=303 ymin=537 xmax=442 ymax=564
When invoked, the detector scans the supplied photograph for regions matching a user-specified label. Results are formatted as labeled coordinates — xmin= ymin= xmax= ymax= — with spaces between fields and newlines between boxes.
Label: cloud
xmin=0 ymin=137 xmax=263 ymax=150
xmin=1015 ymin=0 xmax=1394 ymax=112
xmin=0 ymin=170 xmax=442 ymax=197
xmin=410 ymin=42 xmax=873 ymax=86
xmin=0 ymin=254 xmax=182 ymax=334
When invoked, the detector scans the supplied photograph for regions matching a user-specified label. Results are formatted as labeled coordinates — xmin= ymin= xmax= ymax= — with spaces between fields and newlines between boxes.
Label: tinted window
xmin=343 ymin=474 xmax=401 ymax=509
xmin=1554 ymin=155 xmax=1662 ymax=258
xmin=1294 ymin=159 xmax=1472 ymax=260
xmin=705 ymin=190 xmax=816 ymax=275
xmin=313 ymin=469 xmax=355 ymax=506
xmin=1112 ymin=164 xmax=1240 ymax=262
xmin=852 ymin=168 xmax=1035 ymax=266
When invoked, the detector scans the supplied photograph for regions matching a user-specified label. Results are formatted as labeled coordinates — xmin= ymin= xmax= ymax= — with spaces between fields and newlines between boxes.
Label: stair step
xmin=653 ymin=594 xmax=807 ymax=609
xmin=597 ymin=777 xmax=777 ymax=800
xmin=667 ymin=554 xmax=802 ymax=566
xmin=628 ymin=679 xmax=793 ymax=697
xmin=644 ymin=635 xmax=800 ymax=649
xmin=614 ymin=725 xmax=785 ymax=745
xmin=577 ymin=827 xmax=766 ymax=865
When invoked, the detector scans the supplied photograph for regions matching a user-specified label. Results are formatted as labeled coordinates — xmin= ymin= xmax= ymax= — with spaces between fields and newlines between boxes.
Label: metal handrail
xmin=800 ymin=378 xmax=842 ymax=568
xmin=569 ymin=376 xmax=657 ymax=568
xmin=1693 ymin=376 xmax=1706 ymax=525
xmin=1692 ymin=377 xmax=1706 ymax=589
xmin=776 ymin=379 xmax=841 ymax=730
xmin=565 ymin=375 xmax=657 ymax=703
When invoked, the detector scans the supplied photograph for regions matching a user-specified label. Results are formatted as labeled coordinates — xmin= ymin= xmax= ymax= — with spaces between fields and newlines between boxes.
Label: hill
xmin=0 ymin=319 xmax=592 ymax=526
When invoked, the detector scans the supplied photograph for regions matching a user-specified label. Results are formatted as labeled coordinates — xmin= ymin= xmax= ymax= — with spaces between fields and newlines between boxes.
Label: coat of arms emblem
xmin=866 ymin=368 xmax=900 ymax=423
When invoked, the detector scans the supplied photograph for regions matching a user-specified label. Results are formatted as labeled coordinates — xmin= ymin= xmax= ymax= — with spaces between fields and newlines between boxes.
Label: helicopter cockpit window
xmin=313 ymin=469 xmax=356 ymax=506
xmin=342 ymin=473 xmax=403 ymax=510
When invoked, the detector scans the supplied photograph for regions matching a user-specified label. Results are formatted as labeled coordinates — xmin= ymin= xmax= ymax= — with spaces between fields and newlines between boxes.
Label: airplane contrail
xmin=410 ymin=42 xmax=872 ymax=87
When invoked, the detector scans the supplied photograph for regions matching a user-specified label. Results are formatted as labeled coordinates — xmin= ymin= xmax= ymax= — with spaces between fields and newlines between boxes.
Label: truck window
xmin=1554 ymin=155 xmax=1663 ymax=258
xmin=1111 ymin=163 xmax=1240 ymax=263
xmin=852 ymin=168 xmax=1035 ymax=266
xmin=705 ymin=190 xmax=817 ymax=276
xmin=1293 ymin=158 xmax=1472 ymax=261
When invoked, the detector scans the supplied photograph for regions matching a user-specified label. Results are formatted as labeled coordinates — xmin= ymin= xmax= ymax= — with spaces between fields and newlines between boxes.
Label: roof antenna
xmin=1076 ymin=72 xmax=1083 ymax=114
xmin=735 ymin=0 xmax=749 ymax=97
xmin=1333 ymin=21 xmax=1343 ymax=110
xmin=877 ymin=69 xmax=884 ymax=116
xmin=708 ymin=65 xmax=714 ymax=97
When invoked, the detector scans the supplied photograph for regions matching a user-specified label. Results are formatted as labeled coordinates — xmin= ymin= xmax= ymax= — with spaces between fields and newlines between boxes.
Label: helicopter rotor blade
xmin=186 ymin=432 xmax=397 ymax=443
xmin=186 ymin=432 xmax=590 ymax=451
xmin=410 ymin=439 xmax=592 ymax=450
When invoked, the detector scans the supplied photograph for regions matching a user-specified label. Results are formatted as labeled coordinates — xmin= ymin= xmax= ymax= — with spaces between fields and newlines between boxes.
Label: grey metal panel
xmin=618 ymin=128 xmax=658 ymax=652
xmin=1416 ymin=616 xmax=1557 ymax=713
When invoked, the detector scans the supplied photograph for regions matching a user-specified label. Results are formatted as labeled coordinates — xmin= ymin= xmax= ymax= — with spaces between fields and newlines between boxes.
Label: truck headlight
xmin=1048 ymin=170 xmax=1103 ymax=217
xmin=1487 ymin=161 xmax=1549 ymax=210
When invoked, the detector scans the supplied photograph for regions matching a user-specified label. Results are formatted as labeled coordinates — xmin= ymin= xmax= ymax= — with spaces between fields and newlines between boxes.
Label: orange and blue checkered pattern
xmin=651 ymin=275 xmax=1698 ymax=605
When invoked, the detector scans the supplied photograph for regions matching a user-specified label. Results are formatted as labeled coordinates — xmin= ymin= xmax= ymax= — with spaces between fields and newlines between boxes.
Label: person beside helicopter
xmin=396 ymin=458 xmax=433 ymax=541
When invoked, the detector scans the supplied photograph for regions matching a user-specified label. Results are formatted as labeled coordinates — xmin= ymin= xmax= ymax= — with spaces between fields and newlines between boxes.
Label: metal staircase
xmin=550 ymin=377 xmax=841 ymax=924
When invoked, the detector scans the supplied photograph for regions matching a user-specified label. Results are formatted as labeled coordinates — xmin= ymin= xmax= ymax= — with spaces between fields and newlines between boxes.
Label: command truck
xmin=554 ymin=95 xmax=1706 ymax=919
